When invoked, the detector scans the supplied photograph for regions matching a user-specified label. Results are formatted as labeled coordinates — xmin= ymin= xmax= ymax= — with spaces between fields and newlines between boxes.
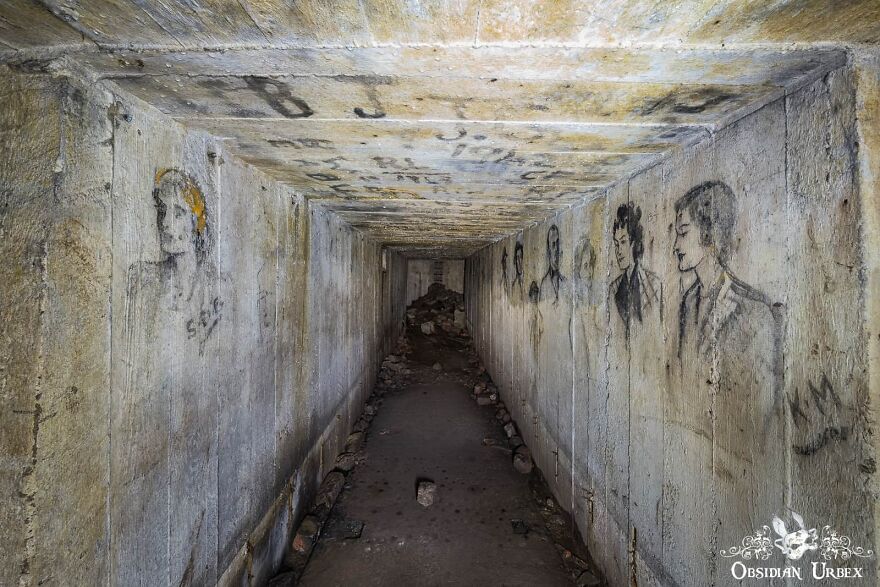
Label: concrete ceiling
xmin=1 ymin=1 xmax=878 ymax=257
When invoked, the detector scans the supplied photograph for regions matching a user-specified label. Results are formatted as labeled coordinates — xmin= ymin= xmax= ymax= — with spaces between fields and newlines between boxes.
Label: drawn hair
xmin=674 ymin=180 xmax=736 ymax=266
xmin=612 ymin=203 xmax=644 ymax=263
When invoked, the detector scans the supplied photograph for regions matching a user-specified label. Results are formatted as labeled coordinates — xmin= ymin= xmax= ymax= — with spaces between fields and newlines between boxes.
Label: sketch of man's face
xmin=514 ymin=245 xmax=523 ymax=277
xmin=673 ymin=208 xmax=706 ymax=272
xmin=613 ymin=227 xmax=633 ymax=271
xmin=547 ymin=226 xmax=561 ymax=272
xmin=158 ymin=187 xmax=195 ymax=256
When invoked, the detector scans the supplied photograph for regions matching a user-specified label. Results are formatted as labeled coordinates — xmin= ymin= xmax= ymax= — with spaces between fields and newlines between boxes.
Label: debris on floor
xmin=405 ymin=286 xmax=604 ymax=583
xmin=408 ymin=283 xmax=468 ymax=337
xmin=333 ymin=452 xmax=358 ymax=473
xmin=513 ymin=446 xmax=534 ymax=474
xmin=526 ymin=475 xmax=606 ymax=586
xmin=511 ymin=519 xmax=529 ymax=535
xmin=343 ymin=520 xmax=365 ymax=539
xmin=576 ymin=569 xmax=602 ymax=587
xmin=453 ymin=309 xmax=467 ymax=329
xmin=416 ymin=479 xmax=436 ymax=507
xmin=269 ymin=333 xmax=413 ymax=585
xmin=273 ymin=284 xmax=604 ymax=586
xmin=322 ymin=519 xmax=364 ymax=541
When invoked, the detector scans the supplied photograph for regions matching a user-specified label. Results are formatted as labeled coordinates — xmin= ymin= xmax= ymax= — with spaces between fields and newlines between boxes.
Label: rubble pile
xmin=407 ymin=283 xmax=468 ymax=337
xmin=529 ymin=480 xmax=603 ymax=587
xmin=467 ymin=358 xmax=535 ymax=476
xmin=271 ymin=283 xmax=604 ymax=586
xmin=406 ymin=283 xmax=537 ymax=478
xmin=374 ymin=348 xmax=412 ymax=395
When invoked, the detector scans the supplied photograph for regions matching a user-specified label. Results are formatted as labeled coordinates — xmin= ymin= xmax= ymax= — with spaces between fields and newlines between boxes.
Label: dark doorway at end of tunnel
xmin=282 ymin=284 xmax=603 ymax=587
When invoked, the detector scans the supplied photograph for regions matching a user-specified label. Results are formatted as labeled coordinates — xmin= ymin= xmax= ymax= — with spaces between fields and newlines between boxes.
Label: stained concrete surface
xmin=0 ymin=68 xmax=410 ymax=587
xmin=299 ymin=323 xmax=575 ymax=586
xmin=4 ymin=0 xmax=873 ymax=258
xmin=466 ymin=63 xmax=877 ymax=586
xmin=2 ymin=7 xmax=880 ymax=587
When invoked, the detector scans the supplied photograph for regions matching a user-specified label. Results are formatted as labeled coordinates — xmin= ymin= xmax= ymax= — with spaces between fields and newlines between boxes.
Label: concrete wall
xmin=0 ymin=68 xmax=406 ymax=586
xmin=466 ymin=63 xmax=877 ymax=586
xmin=406 ymin=259 xmax=464 ymax=305
xmin=406 ymin=259 xmax=434 ymax=305
xmin=442 ymin=260 xmax=465 ymax=294
xmin=856 ymin=49 xmax=880 ymax=577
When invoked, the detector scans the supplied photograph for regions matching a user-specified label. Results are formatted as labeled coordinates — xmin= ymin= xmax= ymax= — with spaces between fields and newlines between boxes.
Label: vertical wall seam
xmin=106 ymin=92 xmax=117 ymax=587
xmin=22 ymin=223 xmax=49 ymax=587
xmin=852 ymin=49 xmax=880 ymax=567
xmin=600 ymin=186 xmax=613 ymax=573
xmin=214 ymin=143 xmax=223 ymax=580
xmin=473 ymin=0 xmax=484 ymax=47
xmin=782 ymin=81 xmax=793 ymax=527
xmin=355 ymin=1 xmax=376 ymax=53
xmin=708 ymin=132 xmax=719 ymax=587
xmin=19 ymin=80 xmax=61 ymax=587
xmin=569 ymin=228 xmax=576 ymax=518
xmin=555 ymin=211 xmax=562 ymax=487
xmin=166 ymin=143 xmax=175 ymax=587
xmin=659 ymin=163 xmax=667 ymax=570
xmin=625 ymin=179 xmax=634 ymax=585
xmin=273 ymin=186 xmax=280 ymax=489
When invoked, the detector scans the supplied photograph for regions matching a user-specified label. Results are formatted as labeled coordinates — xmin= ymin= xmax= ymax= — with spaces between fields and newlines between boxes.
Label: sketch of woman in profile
xmin=124 ymin=169 xmax=221 ymax=357
xmin=610 ymin=202 xmax=662 ymax=339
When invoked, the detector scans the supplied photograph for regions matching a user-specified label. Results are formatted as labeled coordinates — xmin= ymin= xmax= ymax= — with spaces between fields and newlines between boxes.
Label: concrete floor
xmin=299 ymin=328 xmax=574 ymax=586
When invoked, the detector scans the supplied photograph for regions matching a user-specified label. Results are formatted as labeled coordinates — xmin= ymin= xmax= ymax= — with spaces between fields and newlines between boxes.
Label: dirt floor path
xmin=297 ymin=288 xmax=590 ymax=586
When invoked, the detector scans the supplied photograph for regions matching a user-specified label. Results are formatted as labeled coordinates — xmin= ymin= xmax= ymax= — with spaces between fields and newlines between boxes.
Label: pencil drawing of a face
xmin=153 ymin=169 xmax=208 ymax=265
xmin=673 ymin=207 xmax=706 ymax=272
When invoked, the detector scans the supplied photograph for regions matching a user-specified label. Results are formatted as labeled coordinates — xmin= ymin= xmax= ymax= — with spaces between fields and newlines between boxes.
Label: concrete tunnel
xmin=2 ymin=2 xmax=880 ymax=586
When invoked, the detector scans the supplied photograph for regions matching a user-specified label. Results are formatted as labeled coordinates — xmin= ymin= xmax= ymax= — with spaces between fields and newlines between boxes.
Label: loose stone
xmin=513 ymin=446 xmax=533 ymax=474
xmin=416 ymin=480 xmax=436 ymax=507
